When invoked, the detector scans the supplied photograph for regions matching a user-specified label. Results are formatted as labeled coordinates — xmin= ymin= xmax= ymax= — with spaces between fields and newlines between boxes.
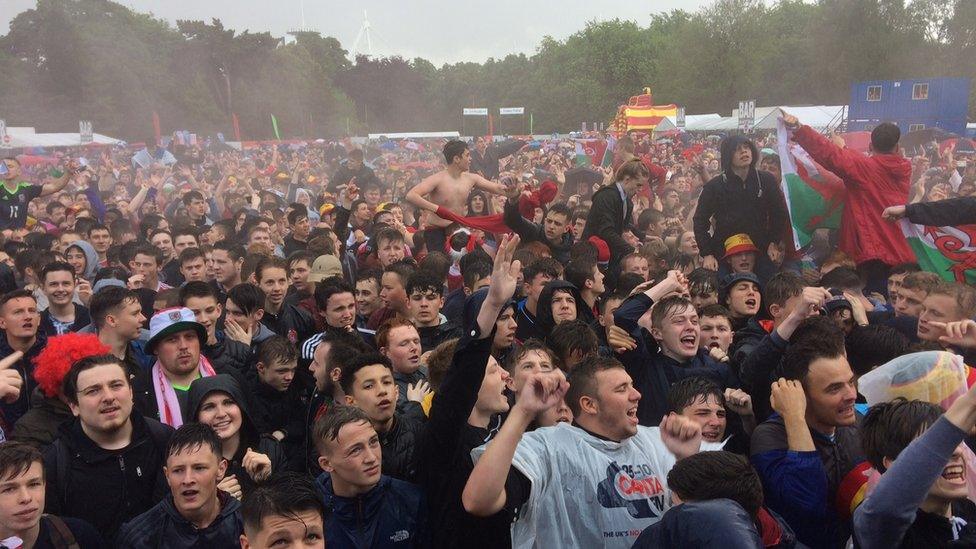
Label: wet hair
xmin=870 ymin=122 xmax=901 ymax=154
xmin=375 ymin=317 xmax=417 ymax=350
xmin=764 ymin=271 xmax=804 ymax=309
xmin=650 ymin=295 xmax=696 ymax=331
xmin=258 ymin=335 xmax=298 ymax=367
xmin=374 ymin=227 xmax=405 ymax=250
xmin=166 ymin=422 xmax=222 ymax=460
xmin=383 ymin=259 xmax=418 ymax=287
xmin=781 ymin=316 xmax=847 ymax=382
xmin=546 ymin=319 xmax=600 ymax=371
xmin=0 ymin=441 xmax=44 ymax=484
xmin=286 ymin=208 xmax=308 ymax=226
xmin=927 ymin=282 xmax=976 ymax=320
xmin=179 ymin=246 xmax=206 ymax=267
xmin=565 ymin=354 xmax=625 ymax=418
xmin=179 ymin=280 xmax=219 ymax=305
xmin=226 ymin=283 xmax=266 ymax=316
xmin=425 ymin=338 xmax=460 ymax=391
xmin=564 ymin=258 xmax=599 ymax=293
xmin=89 ymin=286 xmax=139 ymax=330
xmin=313 ymin=405 xmax=373 ymax=456
xmin=667 ymin=451 xmax=764 ymax=520
xmin=241 ymin=472 xmax=325 ymax=538
xmin=522 ymin=257 xmax=562 ymax=284
xmin=339 ymin=353 xmax=393 ymax=396
xmin=890 ymin=262 xmax=921 ymax=277
xmin=845 ymin=325 xmax=909 ymax=376
xmin=615 ymin=273 xmax=646 ymax=296
xmin=667 ymin=376 xmax=725 ymax=414
xmin=819 ymin=267 xmax=864 ymax=292
xmin=406 ymin=270 xmax=444 ymax=297
xmin=212 ymin=240 xmax=245 ymax=262
xmin=443 ymin=140 xmax=468 ymax=164
xmin=900 ymin=271 xmax=944 ymax=295
xmin=699 ymin=304 xmax=732 ymax=325
xmin=861 ymin=398 xmax=942 ymax=473
xmin=314 ymin=278 xmax=354 ymax=311
xmin=61 ymin=354 xmax=129 ymax=405
xmin=614 ymin=158 xmax=649 ymax=182
xmin=254 ymin=256 xmax=288 ymax=283
xmin=505 ymin=338 xmax=556 ymax=373
xmin=40 ymin=261 xmax=76 ymax=283
xmin=419 ymin=251 xmax=451 ymax=285
xmin=182 ymin=190 xmax=206 ymax=206
xmin=546 ymin=203 xmax=572 ymax=220
xmin=637 ymin=208 xmax=664 ymax=233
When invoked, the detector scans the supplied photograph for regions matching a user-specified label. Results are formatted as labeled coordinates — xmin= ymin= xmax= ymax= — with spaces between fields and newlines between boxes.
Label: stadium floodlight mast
xmin=351 ymin=9 xmax=374 ymax=57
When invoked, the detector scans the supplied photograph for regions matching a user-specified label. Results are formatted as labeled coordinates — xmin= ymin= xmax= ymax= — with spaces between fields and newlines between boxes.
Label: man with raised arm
xmin=462 ymin=351 xmax=718 ymax=548
xmin=405 ymin=140 xmax=508 ymax=254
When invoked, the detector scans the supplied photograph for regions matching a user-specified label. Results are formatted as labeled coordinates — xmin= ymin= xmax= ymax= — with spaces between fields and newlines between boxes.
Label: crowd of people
xmin=0 ymin=110 xmax=975 ymax=548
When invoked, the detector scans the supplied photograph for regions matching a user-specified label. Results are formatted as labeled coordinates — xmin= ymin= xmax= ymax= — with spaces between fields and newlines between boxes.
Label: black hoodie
xmin=693 ymin=135 xmax=788 ymax=259
xmin=532 ymin=279 xmax=595 ymax=340
xmin=187 ymin=374 xmax=286 ymax=495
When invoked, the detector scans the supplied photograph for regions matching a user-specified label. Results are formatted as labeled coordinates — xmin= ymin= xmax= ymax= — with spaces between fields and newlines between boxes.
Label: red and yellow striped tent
xmin=611 ymin=88 xmax=678 ymax=134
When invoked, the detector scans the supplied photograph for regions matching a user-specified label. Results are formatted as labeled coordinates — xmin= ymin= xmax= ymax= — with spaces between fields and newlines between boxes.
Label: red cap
xmin=588 ymin=236 xmax=611 ymax=263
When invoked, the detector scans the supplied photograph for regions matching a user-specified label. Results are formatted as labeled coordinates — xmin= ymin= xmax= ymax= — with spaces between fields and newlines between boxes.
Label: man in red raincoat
xmin=782 ymin=112 xmax=915 ymax=294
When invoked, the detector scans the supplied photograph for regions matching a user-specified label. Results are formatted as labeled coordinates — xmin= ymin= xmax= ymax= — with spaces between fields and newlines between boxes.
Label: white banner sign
xmin=462 ymin=108 xmax=489 ymax=116
xmin=738 ymin=100 xmax=755 ymax=130
xmin=676 ymin=107 xmax=686 ymax=128
xmin=499 ymin=107 xmax=525 ymax=115
xmin=79 ymin=120 xmax=93 ymax=143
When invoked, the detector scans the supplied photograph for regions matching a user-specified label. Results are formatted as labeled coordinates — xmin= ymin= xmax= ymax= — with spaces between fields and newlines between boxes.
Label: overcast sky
xmin=2 ymin=0 xmax=712 ymax=64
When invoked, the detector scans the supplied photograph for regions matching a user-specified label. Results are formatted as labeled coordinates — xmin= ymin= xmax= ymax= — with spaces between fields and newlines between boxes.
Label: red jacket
xmin=792 ymin=125 xmax=915 ymax=266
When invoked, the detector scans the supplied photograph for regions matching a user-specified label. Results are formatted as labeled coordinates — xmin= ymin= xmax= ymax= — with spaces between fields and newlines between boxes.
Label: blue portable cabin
xmin=847 ymin=77 xmax=970 ymax=136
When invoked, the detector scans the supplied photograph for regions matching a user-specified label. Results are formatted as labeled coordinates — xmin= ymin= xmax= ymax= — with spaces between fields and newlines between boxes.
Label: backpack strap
xmin=43 ymin=515 xmax=80 ymax=549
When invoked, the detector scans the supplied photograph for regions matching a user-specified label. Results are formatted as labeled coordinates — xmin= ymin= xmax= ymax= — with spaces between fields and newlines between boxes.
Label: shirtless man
xmin=406 ymin=140 xmax=508 ymax=253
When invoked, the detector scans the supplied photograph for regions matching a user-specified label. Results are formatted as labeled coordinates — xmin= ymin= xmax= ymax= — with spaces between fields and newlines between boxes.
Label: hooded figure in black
xmin=187 ymin=374 xmax=286 ymax=496
xmin=692 ymin=135 xmax=788 ymax=264
xmin=528 ymin=279 xmax=594 ymax=342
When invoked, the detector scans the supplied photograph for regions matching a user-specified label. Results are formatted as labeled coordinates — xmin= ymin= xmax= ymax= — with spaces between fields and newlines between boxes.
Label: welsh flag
xmin=899 ymin=220 xmax=976 ymax=283
xmin=777 ymin=118 xmax=846 ymax=249
xmin=575 ymin=139 xmax=609 ymax=167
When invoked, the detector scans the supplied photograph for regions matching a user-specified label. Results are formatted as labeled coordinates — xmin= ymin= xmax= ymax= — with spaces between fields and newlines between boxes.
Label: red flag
xmin=232 ymin=113 xmax=241 ymax=142
xmin=151 ymin=112 xmax=161 ymax=144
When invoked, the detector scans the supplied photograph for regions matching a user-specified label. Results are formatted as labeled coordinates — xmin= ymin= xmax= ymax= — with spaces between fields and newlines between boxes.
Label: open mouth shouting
xmin=942 ymin=463 xmax=966 ymax=485
xmin=679 ymin=333 xmax=698 ymax=352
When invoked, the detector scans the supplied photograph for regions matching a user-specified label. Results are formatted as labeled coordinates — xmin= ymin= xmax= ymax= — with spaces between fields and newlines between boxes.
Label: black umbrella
xmin=565 ymin=166 xmax=605 ymax=190
xmin=901 ymin=127 xmax=956 ymax=153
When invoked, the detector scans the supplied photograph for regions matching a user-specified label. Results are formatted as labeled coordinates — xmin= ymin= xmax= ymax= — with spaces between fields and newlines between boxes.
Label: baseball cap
xmin=308 ymin=255 xmax=343 ymax=283
xmin=719 ymin=272 xmax=762 ymax=302
xmin=147 ymin=307 xmax=207 ymax=354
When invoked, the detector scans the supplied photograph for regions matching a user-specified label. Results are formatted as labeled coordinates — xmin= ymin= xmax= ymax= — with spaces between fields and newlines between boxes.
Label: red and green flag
xmin=899 ymin=220 xmax=976 ymax=283
xmin=574 ymin=139 xmax=609 ymax=167
xmin=777 ymin=119 xmax=846 ymax=249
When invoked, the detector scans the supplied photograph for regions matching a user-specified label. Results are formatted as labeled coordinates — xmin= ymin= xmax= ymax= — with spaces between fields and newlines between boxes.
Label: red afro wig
xmin=33 ymin=333 xmax=110 ymax=398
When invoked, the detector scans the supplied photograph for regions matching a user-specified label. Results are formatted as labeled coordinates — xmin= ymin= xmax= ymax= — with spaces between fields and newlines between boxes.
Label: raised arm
xmin=472 ymin=172 xmax=508 ymax=196
xmin=39 ymin=163 xmax=75 ymax=197
xmin=405 ymin=174 xmax=441 ymax=213
xmin=462 ymin=370 xmax=568 ymax=517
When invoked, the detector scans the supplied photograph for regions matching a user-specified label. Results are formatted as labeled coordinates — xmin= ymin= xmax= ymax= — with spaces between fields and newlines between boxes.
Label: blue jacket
xmin=316 ymin=472 xmax=428 ymax=549
xmin=751 ymin=413 xmax=865 ymax=549
xmin=612 ymin=293 xmax=739 ymax=426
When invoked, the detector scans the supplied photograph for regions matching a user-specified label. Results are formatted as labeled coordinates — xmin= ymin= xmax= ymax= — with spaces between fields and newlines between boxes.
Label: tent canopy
xmin=752 ymin=106 xmax=846 ymax=131
xmin=2 ymin=127 xmax=123 ymax=149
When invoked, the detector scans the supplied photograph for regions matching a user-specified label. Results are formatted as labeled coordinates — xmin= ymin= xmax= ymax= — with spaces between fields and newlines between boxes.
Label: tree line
xmin=0 ymin=0 xmax=973 ymax=141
